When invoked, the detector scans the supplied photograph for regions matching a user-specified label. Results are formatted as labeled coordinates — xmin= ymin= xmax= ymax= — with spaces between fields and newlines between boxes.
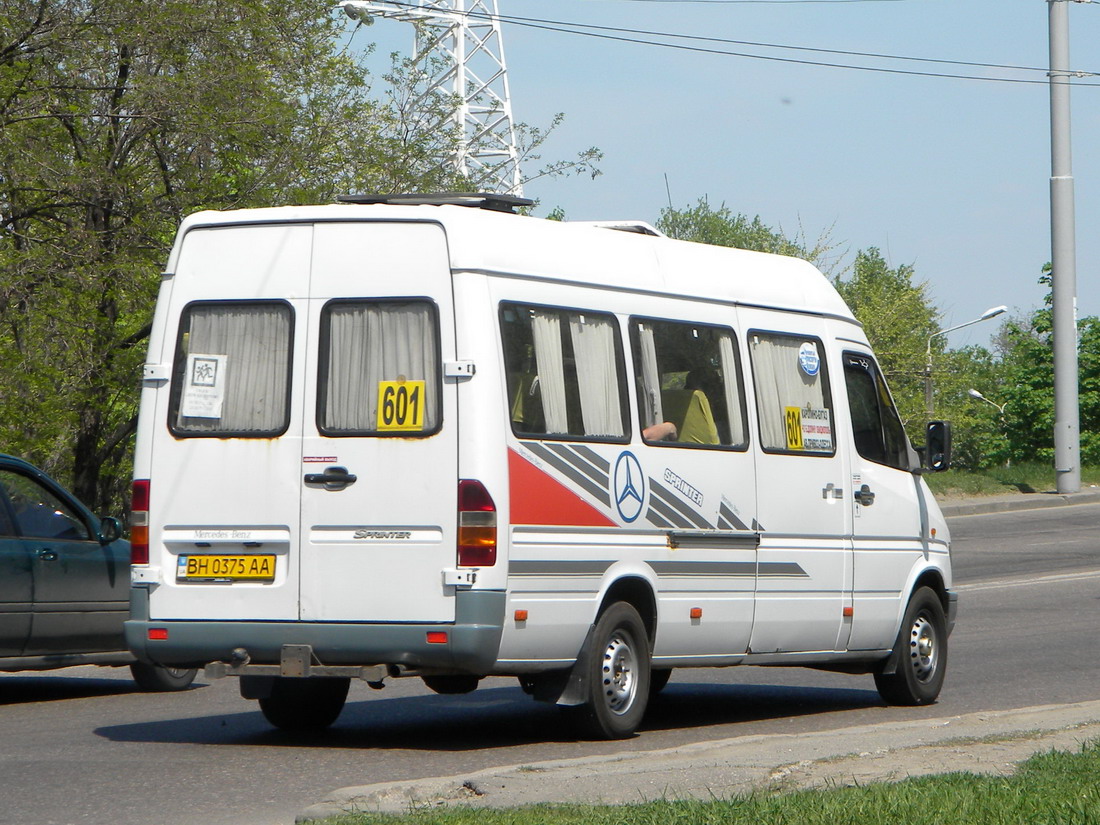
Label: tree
xmin=998 ymin=269 xmax=1100 ymax=466
xmin=0 ymin=0 xmax=598 ymax=513
xmin=656 ymin=197 xmax=839 ymax=273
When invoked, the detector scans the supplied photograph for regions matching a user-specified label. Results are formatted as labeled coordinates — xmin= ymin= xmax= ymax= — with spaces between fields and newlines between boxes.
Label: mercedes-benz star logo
xmin=613 ymin=451 xmax=645 ymax=523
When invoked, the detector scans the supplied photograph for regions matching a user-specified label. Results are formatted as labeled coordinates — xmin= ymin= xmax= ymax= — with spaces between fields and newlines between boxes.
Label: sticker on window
xmin=377 ymin=379 xmax=426 ymax=431
xmin=181 ymin=354 xmax=227 ymax=419
xmin=784 ymin=406 xmax=833 ymax=452
xmin=798 ymin=342 xmax=820 ymax=377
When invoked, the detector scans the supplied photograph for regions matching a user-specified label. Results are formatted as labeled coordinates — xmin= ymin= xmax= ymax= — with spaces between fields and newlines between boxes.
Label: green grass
xmin=924 ymin=462 xmax=1100 ymax=498
xmin=325 ymin=739 xmax=1100 ymax=825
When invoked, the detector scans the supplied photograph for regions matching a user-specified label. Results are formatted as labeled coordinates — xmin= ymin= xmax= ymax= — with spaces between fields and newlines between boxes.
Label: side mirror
xmin=925 ymin=421 xmax=952 ymax=472
xmin=99 ymin=516 xmax=123 ymax=545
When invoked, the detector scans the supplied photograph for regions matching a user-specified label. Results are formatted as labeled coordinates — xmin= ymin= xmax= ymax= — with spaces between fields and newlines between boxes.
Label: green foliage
xmin=656 ymin=197 xmax=839 ymax=274
xmin=996 ymin=269 xmax=1100 ymax=466
xmin=0 ymin=1 xmax=598 ymax=513
xmin=832 ymin=248 xmax=938 ymax=431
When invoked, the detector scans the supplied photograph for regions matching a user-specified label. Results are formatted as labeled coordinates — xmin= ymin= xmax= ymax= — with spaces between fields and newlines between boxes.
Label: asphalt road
xmin=2 ymin=502 xmax=1098 ymax=825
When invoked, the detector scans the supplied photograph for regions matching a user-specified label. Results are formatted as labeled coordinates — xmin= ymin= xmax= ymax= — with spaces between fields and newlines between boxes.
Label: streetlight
xmin=968 ymin=388 xmax=1007 ymax=416
xmin=924 ymin=305 xmax=1007 ymax=418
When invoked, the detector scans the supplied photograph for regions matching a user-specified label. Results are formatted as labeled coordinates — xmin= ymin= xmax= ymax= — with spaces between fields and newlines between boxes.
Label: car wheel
xmin=874 ymin=586 xmax=947 ymax=706
xmin=258 ymin=677 xmax=350 ymax=731
xmin=575 ymin=602 xmax=650 ymax=739
xmin=129 ymin=662 xmax=198 ymax=692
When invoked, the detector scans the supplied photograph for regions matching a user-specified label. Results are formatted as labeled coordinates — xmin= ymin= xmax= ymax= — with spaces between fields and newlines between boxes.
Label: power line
xmin=356 ymin=1 xmax=1100 ymax=85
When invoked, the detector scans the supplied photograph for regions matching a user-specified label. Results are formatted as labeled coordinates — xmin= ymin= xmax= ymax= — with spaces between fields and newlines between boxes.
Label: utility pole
xmin=342 ymin=0 xmax=523 ymax=196
xmin=1049 ymin=0 xmax=1081 ymax=493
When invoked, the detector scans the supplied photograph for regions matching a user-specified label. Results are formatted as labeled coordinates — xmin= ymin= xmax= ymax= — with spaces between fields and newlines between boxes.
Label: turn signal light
xmin=131 ymin=480 xmax=150 ymax=566
xmin=457 ymin=479 xmax=496 ymax=567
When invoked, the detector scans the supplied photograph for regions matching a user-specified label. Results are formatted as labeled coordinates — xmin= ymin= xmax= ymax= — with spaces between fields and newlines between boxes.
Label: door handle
xmin=38 ymin=549 xmax=59 ymax=561
xmin=856 ymin=484 xmax=876 ymax=506
xmin=304 ymin=466 xmax=358 ymax=491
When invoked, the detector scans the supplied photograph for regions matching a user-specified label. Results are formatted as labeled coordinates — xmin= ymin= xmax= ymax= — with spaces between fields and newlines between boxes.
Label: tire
xmin=649 ymin=668 xmax=673 ymax=697
xmin=258 ymin=677 xmax=350 ymax=731
xmin=129 ymin=663 xmax=198 ymax=692
xmin=874 ymin=587 xmax=948 ymax=706
xmin=576 ymin=602 xmax=651 ymax=739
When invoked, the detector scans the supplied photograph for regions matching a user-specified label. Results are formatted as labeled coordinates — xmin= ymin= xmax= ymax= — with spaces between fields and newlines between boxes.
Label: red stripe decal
xmin=508 ymin=448 xmax=617 ymax=527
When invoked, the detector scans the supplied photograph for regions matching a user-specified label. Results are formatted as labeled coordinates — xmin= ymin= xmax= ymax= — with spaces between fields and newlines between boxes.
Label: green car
xmin=0 ymin=454 xmax=195 ymax=691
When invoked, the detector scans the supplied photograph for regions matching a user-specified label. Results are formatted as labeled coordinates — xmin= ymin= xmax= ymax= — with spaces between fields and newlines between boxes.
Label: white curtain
xmin=569 ymin=314 xmax=624 ymax=437
xmin=177 ymin=304 xmax=290 ymax=433
xmin=751 ymin=334 xmax=828 ymax=451
xmin=323 ymin=302 xmax=438 ymax=432
xmin=531 ymin=310 xmax=569 ymax=434
xmin=635 ymin=322 xmax=663 ymax=428
xmin=718 ymin=332 xmax=746 ymax=446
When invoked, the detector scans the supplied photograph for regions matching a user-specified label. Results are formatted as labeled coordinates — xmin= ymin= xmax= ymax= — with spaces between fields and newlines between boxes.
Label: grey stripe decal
xmin=571 ymin=443 xmax=610 ymax=474
xmin=650 ymin=561 xmax=756 ymax=577
xmin=646 ymin=493 xmax=694 ymax=529
xmin=543 ymin=443 xmax=610 ymax=490
xmin=523 ymin=442 xmax=611 ymax=507
xmin=509 ymin=559 xmax=806 ymax=579
xmin=759 ymin=562 xmax=809 ymax=578
xmin=510 ymin=560 xmax=614 ymax=576
xmin=646 ymin=507 xmax=675 ymax=529
xmin=719 ymin=501 xmax=750 ymax=532
xmin=648 ymin=478 xmax=712 ymax=530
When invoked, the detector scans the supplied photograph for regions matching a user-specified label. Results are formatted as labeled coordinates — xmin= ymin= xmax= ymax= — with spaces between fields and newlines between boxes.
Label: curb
xmin=298 ymin=701 xmax=1100 ymax=820
xmin=938 ymin=488 xmax=1100 ymax=518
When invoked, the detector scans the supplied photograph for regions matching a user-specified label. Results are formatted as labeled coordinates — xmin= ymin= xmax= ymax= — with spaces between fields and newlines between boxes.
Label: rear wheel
xmin=129 ymin=663 xmax=197 ymax=692
xmin=874 ymin=587 xmax=947 ymax=706
xmin=576 ymin=602 xmax=650 ymax=739
xmin=258 ymin=677 xmax=350 ymax=731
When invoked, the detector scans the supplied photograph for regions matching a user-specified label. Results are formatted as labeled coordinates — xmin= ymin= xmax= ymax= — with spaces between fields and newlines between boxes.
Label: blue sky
xmin=348 ymin=0 xmax=1100 ymax=350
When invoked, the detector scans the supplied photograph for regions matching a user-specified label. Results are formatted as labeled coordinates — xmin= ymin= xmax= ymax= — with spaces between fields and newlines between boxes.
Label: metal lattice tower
xmin=343 ymin=0 xmax=522 ymax=195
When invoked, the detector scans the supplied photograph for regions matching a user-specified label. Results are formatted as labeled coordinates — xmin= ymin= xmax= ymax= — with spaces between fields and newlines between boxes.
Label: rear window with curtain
xmin=169 ymin=301 xmax=293 ymax=437
xmin=317 ymin=299 xmax=441 ymax=437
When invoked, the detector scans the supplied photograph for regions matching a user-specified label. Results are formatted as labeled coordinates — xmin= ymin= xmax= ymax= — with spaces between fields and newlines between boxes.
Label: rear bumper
xmin=125 ymin=589 xmax=506 ymax=675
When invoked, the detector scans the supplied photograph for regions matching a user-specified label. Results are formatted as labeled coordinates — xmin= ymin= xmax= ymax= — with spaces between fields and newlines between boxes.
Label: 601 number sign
xmin=377 ymin=380 xmax=426 ymax=431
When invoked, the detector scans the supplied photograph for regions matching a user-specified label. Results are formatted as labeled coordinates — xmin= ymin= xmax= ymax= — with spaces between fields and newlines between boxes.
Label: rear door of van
xmin=149 ymin=223 xmax=311 ymax=622
xmin=297 ymin=222 xmax=458 ymax=623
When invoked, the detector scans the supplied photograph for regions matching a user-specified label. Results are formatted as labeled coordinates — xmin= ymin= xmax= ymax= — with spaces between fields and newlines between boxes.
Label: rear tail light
xmin=457 ymin=479 xmax=496 ymax=567
xmin=131 ymin=479 xmax=150 ymax=566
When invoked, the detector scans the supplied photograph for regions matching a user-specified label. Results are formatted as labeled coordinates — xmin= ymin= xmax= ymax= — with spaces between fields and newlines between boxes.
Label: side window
xmin=169 ymin=301 xmax=293 ymax=437
xmin=630 ymin=318 xmax=749 ymax=449
xmin=500 ymin=303 xmax=629 ymax=441
xmin=0 ymin=471 xmax=91 ymax=541
xmin=844 ymin=352 xmax=911 ymax=470
xmin=749 ymin=331 xmax=835 ymax=456
xmin=318 ymin=300 xmax=441 ymax=436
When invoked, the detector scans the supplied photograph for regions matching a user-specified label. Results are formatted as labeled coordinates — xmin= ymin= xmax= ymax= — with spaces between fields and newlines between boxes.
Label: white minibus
xmin=126 ymin=193 xmax=955 ymax=738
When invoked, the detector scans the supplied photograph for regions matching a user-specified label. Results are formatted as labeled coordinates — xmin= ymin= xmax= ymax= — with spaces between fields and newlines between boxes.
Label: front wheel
xmin=129 ymin=663 xmax=197 ymax=692
xmin=258 ymin=677 xmax=350 ymax=731
xmin=576 ymin=602 xmax=651 ymax=739
xmin=874 ymin=586 xmax=947 ymax=706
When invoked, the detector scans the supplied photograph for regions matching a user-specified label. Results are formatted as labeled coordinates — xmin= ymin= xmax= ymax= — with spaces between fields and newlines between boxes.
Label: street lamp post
xmin=924 ymin=305 xmax=1007 ymax=419
xmin=969 ymin=389 xmax=1010 ymax=467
